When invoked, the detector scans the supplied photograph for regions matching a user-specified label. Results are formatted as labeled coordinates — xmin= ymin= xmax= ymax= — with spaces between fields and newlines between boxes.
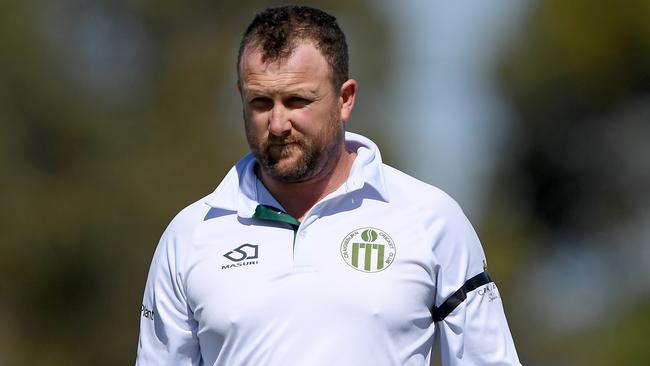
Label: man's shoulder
xmin=382 ymin=163 xmax=461 ymax=212
xmin=382 ymin=164 xmax=484 ymax=262
xmin=165 ymin=159 xmax=246 ymax=235
xmin=164 ymin=193 xmax=216 ymax=235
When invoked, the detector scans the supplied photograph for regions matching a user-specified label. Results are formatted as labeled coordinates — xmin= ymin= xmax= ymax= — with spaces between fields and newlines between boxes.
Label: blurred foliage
xmin=496 ymin=0 xmax=650 ymax=364
xmin=498 ymin=0 xmax=650 ymax=234
xmin=0 ymin=0 xmax=389 ymax=364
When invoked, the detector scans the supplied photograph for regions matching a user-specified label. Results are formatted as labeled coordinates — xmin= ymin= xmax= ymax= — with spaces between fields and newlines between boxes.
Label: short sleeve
xmin=136 ymin=225 xmax=201 ymax=366
xmin=431 ymin=201 xmax=521 ymax=366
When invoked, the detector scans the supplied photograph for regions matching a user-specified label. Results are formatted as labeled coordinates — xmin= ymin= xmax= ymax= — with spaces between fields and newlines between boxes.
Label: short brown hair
xmin=237 ymin=5 xmax=349 ymax=89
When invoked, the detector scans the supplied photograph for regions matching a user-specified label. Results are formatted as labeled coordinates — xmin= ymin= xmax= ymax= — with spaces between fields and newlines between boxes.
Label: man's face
xmin=238 ymin=42 xmax=346 ymax=183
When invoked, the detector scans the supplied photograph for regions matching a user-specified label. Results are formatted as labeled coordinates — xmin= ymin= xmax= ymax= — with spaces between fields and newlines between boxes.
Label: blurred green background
xmin=1 ymin=0 xmax=649 ymax=365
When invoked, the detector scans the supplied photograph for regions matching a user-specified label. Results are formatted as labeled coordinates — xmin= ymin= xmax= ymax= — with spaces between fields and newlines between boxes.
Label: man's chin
xmin=267 ymin=152 xmax=301 ymax=171
xmin=267 ymin=165 xmax=306 ymax=182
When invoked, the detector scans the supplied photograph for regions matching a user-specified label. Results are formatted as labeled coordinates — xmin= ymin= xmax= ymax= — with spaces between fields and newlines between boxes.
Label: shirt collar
xmin=205 ymin=131 xmax=389 ymax=218
xmin=342 ymin=132 xmax=389 ymax=202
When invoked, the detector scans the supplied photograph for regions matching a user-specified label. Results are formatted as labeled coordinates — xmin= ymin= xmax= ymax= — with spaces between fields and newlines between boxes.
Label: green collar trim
xmin=253 ymin=204 xmax=300 ymax=230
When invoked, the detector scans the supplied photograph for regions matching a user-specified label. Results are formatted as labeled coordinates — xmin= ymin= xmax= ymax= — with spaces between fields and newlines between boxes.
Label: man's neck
xmin=258 ymin=149 xmax=357 ymax=221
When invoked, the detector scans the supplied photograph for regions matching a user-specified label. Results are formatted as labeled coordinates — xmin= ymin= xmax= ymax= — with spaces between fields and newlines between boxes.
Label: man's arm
xmin=136 ymin=226 xmax=201 ymax=365
xmin=431 ymin=201 xmax=521 ymax=365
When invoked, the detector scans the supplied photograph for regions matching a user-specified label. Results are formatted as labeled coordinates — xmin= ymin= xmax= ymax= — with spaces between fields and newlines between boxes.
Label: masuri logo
xmin=222 ymin=243 xmax=259 ymax=270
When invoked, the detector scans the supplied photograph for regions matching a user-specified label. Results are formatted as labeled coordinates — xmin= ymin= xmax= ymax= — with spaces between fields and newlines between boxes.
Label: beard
xmin=245 ymin=116 xmax=345 ymax=183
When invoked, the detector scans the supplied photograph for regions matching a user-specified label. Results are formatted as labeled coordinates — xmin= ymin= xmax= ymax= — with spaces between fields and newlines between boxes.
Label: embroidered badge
xmin=341 ymin=228 xmax=396 ymax=273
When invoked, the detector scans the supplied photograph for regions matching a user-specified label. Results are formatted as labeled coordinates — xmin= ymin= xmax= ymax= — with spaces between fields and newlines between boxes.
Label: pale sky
xmin=378 ymin=0 xmax=530 ymax=221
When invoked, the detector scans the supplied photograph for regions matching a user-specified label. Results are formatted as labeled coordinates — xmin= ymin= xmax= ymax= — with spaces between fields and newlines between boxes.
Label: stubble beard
xmin=246 ymin=116 xmax=345 ymax=183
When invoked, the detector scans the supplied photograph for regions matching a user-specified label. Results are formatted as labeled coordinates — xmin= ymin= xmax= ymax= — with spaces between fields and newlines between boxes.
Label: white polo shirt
xmin=136 ymin=132 xmax=521 ymax=366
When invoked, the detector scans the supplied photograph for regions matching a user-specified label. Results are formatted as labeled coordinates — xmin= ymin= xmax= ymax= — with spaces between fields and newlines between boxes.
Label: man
xmin=137 ymin=5 xmax=521 ymax=366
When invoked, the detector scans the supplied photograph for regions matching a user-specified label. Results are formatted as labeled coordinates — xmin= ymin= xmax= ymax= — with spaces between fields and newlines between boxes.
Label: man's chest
xmin=183 ymin=211 xmax=436 ymax=340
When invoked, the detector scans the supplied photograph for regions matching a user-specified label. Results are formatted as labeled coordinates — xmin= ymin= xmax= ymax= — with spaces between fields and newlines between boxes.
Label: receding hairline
xmin=237 ymin=39 xmax=339 ymax=88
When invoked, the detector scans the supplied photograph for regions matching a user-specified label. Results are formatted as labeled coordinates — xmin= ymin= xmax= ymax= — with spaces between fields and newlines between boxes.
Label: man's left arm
xmin=431 ymin=201 xmax=521 ymax=366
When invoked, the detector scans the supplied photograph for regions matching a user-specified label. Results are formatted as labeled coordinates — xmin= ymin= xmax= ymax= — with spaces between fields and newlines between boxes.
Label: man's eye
xmin=286 ymin=97 xmax=310 ymax=108
xmin=250 ymin=98 xmax=272 ymax=110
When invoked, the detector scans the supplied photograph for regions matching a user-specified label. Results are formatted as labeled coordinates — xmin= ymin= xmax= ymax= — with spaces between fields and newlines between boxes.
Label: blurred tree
xmin=499 ymin=0 xmax=650 ymax=235
xmin=496 ymin=0 xmax=650 ymax=364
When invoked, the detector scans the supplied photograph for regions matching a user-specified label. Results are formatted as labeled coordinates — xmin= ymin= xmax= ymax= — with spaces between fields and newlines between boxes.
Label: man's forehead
xmin=240 ymin=42 xmax=329 ymax=76
xmin=241 ymin=72 xmax=320 ymax=97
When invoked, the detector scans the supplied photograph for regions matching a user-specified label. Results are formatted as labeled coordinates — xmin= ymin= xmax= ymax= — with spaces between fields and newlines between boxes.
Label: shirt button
xmin=300 ymin=231 xmax=307 ymax=237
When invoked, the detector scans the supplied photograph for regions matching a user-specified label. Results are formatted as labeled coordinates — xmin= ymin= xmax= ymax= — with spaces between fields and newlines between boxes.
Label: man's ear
xmin=339 ymin=79 xmax=357 ymax=123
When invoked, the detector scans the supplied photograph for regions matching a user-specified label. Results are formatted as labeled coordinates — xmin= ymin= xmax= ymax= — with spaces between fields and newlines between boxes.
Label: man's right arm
xmin=136 ymin=226 xmax=201 ymax=365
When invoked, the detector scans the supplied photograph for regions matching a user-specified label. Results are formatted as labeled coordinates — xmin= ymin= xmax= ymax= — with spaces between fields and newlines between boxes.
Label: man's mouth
xmin=268 ymin=141 xmax=300 ymax=149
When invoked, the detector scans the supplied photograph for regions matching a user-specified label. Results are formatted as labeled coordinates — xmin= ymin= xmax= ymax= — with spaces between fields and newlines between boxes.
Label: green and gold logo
xmin=341 ymin=228 xmax=396 ymax=273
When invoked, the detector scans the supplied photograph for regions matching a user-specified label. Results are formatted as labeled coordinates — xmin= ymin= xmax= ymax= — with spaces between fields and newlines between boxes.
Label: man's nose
xmin=268 ymin=105 xmax=291 ymax=137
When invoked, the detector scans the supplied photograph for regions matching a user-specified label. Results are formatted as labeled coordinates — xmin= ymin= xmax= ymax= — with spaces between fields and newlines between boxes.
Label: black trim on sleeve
xmin=432 ymin=271 xmax=494 ymax=322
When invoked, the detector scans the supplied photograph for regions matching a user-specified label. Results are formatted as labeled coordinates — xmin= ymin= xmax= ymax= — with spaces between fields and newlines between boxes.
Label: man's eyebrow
xmin=286 ymin=88 xmax=319 ymax=97
xmin=243 ymin=86 xmax=319 ymax=97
